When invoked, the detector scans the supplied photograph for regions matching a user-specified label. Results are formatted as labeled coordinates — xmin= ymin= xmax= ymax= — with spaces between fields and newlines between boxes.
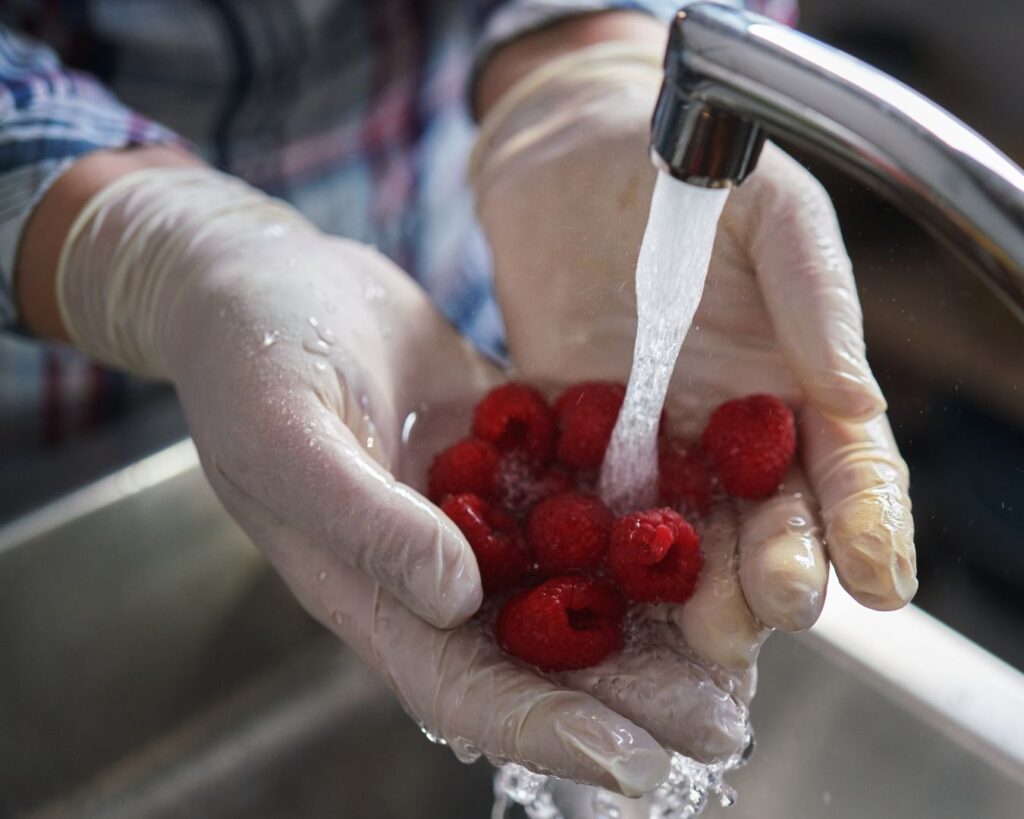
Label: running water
xmin=493 ymin=174 xmax=738 ymax=819
xmin=598 ymin=174 xmax=730 ymax=513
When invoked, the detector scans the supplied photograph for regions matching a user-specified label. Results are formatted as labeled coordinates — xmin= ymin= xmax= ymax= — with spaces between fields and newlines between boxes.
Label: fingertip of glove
xmin=606 ymin=745 xmax=672 ymax=798
xmin=700 ymin=699 xmax=749 ymax=762
xmin=402 ymin=520 xmax=484 ymax=629
xmin=564 ymin=723 xmax=670 ymax=797
xmin=544 ymin=698 xmax=669 ymax=797
xmin=746 ymin=564 xmax=826 ymax=632
xmin=826 ymin=494 xmax=918 ymax=611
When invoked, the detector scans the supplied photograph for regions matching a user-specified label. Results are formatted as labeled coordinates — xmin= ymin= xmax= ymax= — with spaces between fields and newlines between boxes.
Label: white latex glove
xmin=471 ymin=43 xmax=917 ymax=668
xmin=56 ymin=167 xmax=752 ymax=794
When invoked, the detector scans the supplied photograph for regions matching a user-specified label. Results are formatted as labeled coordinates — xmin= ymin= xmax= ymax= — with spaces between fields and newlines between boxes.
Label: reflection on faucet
xmin=650 ymin=2 xmax=1024 ymax=320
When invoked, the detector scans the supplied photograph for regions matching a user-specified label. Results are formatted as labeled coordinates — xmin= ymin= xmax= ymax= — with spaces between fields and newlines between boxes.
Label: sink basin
xmin=1 ymin=441 xmax=1021 ymax=818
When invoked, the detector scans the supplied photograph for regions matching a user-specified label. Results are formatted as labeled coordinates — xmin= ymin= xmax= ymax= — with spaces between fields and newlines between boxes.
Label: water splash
xmin=492 ymin=764 xmax=563 ymax=819
xmin=600 ymin=176 xmax=729 ymax=513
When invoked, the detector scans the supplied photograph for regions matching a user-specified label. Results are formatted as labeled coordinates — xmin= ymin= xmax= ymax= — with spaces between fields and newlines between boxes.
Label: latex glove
xmin=56 ymin=167 xmax=752 ymax=794
xmin=471 ymin=44 xmax=917 ymax=668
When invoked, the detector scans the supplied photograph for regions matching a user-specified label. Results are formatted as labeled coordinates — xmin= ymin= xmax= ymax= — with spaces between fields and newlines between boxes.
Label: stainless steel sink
xmin=1 ymin=441 xmax=1022 ymax=818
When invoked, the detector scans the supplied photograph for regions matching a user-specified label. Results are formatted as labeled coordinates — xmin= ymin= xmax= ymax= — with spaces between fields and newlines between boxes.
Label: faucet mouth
xmin=650 ymin=90 xmax=765 ymax=187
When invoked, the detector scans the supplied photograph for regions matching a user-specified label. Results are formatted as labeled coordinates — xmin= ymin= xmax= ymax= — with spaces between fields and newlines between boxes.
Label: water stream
xmin=599 ymin=174 xmax=730 ymax=513
xmin=495 ymin=174 xmax=736 ymax=818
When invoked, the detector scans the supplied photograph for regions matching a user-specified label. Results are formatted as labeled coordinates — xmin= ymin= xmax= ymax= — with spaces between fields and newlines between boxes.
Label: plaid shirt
xmin=0 ymin=0 xmax=795 ymax=448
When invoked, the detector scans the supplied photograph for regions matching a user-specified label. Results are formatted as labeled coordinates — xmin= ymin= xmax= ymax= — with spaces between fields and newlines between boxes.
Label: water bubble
xmin=261 ymin=330 xmax=280 ymax=348
xmin=314 ymin=360 xmax=328 ymax=372
xmin=317 ymin=570 xmax=328 ymax=582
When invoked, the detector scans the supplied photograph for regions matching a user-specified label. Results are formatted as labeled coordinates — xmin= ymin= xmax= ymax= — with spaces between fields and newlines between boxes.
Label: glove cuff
xmin=57 ymin=167 xmax=312 ymax=378
xmin=470 ymin=41 xmax=663 ymax=188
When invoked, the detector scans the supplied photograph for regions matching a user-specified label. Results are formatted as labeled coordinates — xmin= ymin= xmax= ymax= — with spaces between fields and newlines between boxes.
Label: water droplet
xmin=317 ymin=570 xmax=327 ymax=582
xmin=308 ymin=317 xmax=336 ymax=345
xmin=419 ymin=724 xmax=447 ymax=745
xmin=261 ymin=330 xmax=280 ymax=348
xmin=401 ymin=412 xmax=418 ymax=446
xmin=314 ymin=360 xmax=327 ymax=372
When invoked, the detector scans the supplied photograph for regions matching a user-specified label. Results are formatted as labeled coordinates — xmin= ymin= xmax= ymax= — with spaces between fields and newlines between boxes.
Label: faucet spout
xmin=651 ymin=3 xmax=1024 ymax=320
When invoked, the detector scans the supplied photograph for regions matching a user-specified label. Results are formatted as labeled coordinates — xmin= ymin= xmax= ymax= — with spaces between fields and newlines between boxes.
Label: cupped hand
xmin=472 ymin=43 xmax=917 ymax=670
xmin=57 ymin=167 xmax=753 ymax=794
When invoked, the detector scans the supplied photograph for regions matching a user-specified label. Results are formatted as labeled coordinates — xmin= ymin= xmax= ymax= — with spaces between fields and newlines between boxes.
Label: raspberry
xmin=441 ymin=494 xmax=529 ymax=593
xmin=527 ymin=492 xmax=614 ymax=575
xmin=497 ymin=455 xmax=574 ymax=516
xmin=428 ymin=438 xmax=500 ymax=502
xmin=496 ymin=576 xmax=626 ymax=671
xmin=658 ymin=437 xmax=713 ymax=515
xmin=554 ymin=382 xmax=626 ymax=471
xmin=701 ymin=394 xmax=796 ymax=499
xmin=608 ymin=509 xmax=703 ymax=604
xmin=473 ymin=383 xmax=556 ymax=464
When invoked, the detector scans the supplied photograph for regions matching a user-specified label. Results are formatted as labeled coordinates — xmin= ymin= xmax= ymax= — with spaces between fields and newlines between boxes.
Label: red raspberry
xmin=473 ymin=383 xmax=556 ymax=464
xmin=658 ymin=437 xmax=713 ymax=515
xmin=527 ymin=492 xmax=614 ymax=575
xmin=497 ymin=455 xmax=574 ymax=516
xmin=441 ymin=494 xmax=529 ymax=593
xmin=701 ymin=394 xmax=796 ymax=499
xmin=496 ymin=576 xmax=626 ymax=671
xmin=608 ymin=509 xmax=703 ymax=604
xmin=554 ymin=382 xmax=626 ymax=471
xmin=428 ymin=438 xmax=500 ymax=502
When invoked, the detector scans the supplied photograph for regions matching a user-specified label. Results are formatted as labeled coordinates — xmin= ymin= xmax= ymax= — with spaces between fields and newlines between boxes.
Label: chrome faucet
xmin=651 ymin=3 xmax=1024 ymax=320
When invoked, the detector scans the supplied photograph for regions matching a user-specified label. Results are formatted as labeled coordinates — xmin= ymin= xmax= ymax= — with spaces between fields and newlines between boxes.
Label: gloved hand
xmin=471 ymin=43 xmax=917 ymax=668
xmin=55 ymin=167 xmax=752 ymax=794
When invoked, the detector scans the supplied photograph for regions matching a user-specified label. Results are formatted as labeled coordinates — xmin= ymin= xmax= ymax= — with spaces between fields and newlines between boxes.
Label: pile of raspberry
xmin=428 ymin=382 xmax=795 ymax=672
